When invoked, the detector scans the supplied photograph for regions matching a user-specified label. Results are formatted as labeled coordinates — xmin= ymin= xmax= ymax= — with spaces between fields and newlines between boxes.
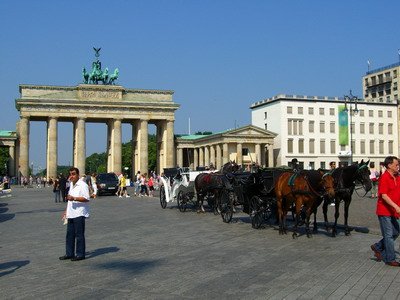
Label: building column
xmin=216 ymin=144 xmax=222 ymax=170
xmin=210 ymin=145 xmax=215 ymax=168
xmin=74 ymin=118 xmax=86 ymax=173
xmin=236 ymin=143 xmax=243 ymax=165
xmin=113 ymin=119 xmax=122 ymax=174
xmin=204 ymin=146 xmax=210 ymax=167
xmin=8 ymin=145 xmax=15 ymax=177
xmin=223 ymin=143 xmax=229 ymax=164
xmin=177 ymin=148 xmax=183 ymax=168
xmin=139 ymin=119 xmax=148 ymax=174
xmin=268 ymin=144 xmax=274 ymax=167
xmin=131 ymin=121 xmax=138 ymax=177
xmin=18 ymin=116 xmax=30 ymax=178
xmin=156 ymin=121 xmax=164 ymax=174
xmin=193 ymin=148 xmax=198 ymax=169
xmin=166 ymin=120 xmax=175 ymax=168
xmin=199 ymin=147 xmax=204 ymax=167
xmin=46 ymin=117 xmax=58 ymax=179
xmin=107 ymin=120 xmax=113 ymax=172
xmin=255 ymin=143 xmax=261 ymax=166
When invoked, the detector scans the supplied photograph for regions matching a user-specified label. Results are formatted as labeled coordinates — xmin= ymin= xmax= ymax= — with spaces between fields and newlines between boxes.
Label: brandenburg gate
xmin=15 ymin=84 xmax=179 ymax=179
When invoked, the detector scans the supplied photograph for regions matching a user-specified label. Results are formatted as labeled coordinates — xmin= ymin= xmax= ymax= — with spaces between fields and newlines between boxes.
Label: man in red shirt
xmin=371 ymin=156 xmax=400 ymax=266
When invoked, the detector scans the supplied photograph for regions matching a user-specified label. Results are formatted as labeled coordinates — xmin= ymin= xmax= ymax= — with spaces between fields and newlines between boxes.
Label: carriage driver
xmin=291 ymin=158 xmax=300 ymax=172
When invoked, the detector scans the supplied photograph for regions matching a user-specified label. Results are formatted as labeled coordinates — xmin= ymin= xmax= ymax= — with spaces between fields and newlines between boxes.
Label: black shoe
xmin=71 ymin=256 xmax=85 ymax=261
xmin=59 ymin=255 xmax=73 ymax=260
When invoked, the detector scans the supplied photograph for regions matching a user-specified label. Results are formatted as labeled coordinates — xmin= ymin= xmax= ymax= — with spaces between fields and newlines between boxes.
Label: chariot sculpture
xmin=82 ymin=47 xmax=119 ymax=85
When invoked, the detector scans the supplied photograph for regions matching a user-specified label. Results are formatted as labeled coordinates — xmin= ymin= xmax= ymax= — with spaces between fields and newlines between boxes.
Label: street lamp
xmin=343 ymin=90 xmax=359 ymax=165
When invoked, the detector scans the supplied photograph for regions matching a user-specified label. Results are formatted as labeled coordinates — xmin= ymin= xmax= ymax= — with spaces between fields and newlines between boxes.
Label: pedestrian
xmin=370 ymin=156 xmax=400 ymax=267
xmin=53 ymin=176 xmax=61 ymax=203
xmin=148 ymin=176 xmax=154 ymax=197
xmin=134 ymin=171 xmax=141 ymax=196
xmin=90 ymin=173 xmax=97 ymax=199
xmin=59 ymin=167 xmax=90 ymax=262
xmin=369 ymin=162 xmax=379 ymax=198
xmin=116 ymin=173 xmax=123 ymax=197
xmin=59 ymin=173 xmax=67 ymax=202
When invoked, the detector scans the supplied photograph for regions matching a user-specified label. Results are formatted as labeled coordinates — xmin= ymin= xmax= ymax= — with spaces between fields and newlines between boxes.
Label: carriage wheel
xmin=250 ymin=196 xmax=263 ymax=229
xmin=220 ymin=190 xmax=234 ymax=223
xmin=160 ymin=186 xmax=167 ymax=209
xmin=177 ymin=191 xmax=187 ymax=212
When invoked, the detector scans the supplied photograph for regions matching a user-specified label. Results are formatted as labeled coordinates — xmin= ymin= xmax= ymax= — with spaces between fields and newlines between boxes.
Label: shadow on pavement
xmin=94 ymin=259 xmax=162 ymax=274
xmin=0 ymin=202 xmax=15 ymax=223
xmin=86 ymin=246 xmax=120 ymax=259
xmin=16 ymin=208 xmax=65 ymax=214
xmin=0 ymin=260 xmax=30 ymax=277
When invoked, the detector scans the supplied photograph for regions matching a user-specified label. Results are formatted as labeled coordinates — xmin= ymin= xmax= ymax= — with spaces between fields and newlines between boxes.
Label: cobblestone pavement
xmin=1 ymin=187 xmax=399 ymax=299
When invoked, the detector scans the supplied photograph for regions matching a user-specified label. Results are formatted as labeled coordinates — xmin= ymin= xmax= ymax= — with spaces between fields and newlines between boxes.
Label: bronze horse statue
xmin=275 ymin=170 xmax=335 ymax=238
xmin=194 ymin=161 xmax=240 ymax=213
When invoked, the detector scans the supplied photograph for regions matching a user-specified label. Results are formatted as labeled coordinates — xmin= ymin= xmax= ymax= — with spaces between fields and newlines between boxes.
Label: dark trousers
xmin=66 ymin=216 xmax=86 ymax=258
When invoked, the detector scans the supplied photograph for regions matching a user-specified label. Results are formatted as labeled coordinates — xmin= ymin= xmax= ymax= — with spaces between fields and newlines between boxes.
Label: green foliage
xmin=194 ymin=131 xmax=213 ymax=135
xmin=85 ymin=134 xmax=157 ymax=175
xmin=0 ymin=147 xmax=9 ymax=175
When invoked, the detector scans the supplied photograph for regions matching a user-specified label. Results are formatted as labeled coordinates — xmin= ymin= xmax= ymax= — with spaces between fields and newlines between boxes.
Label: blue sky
xmin=1 ymin=0 xmax=400 ymax=169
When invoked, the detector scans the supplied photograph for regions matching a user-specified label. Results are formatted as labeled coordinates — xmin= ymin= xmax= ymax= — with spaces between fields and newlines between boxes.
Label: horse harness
xmin=286 ymin=172 xmax=325 ymax=198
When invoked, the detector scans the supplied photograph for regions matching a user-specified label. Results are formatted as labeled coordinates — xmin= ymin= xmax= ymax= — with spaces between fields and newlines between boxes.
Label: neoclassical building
xmin=0 ymin=130 xmax=17 ymax=177
xmin=15 ymin=84 xmax=179 ymax=179
xmin=175 ymin=125 xmax=277 ymax=170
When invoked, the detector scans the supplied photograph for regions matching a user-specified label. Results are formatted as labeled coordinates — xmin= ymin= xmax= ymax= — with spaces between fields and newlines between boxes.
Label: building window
xmin=360 ymin=123 xmax=365 ymax=134
xmin=389 ymin=141 xmax=394 ymax=153
xmin=330 ymin=122 xmax=335 ymax=134
xmin=242 ymin=148 xmax=249 ymax=156
xmin=264 ymin=112 xmax=267 ymax=119
xmin=369 ymin=110 xmax=373 ymax=117
xmin=329 ymin=108 xmax=335 ymax=116
xmin=299 ymin=139 xmax=304 ymax=153
xmin=320 ymin=140 xmax=325 ymax=154
xmin=320 ymin=162 xmax=326 ymax=169
xmin=388 ymin=123 xmax=393 ymax=134
xmin=330 ymin=140 xmax=335 ymax=154
xmin=370 ymin=140 xmax=375 ymax=154
xmin=394 ymin=70 xmax=398 ymax=78
xmin=369 ymin=123 xmax=374 ymax=134
xmin=359 ymin=109 xmax=364 ymax=117
xmin=265 ymin=123 xmax=268 ymax=130
xmin=309 ymin=139 xmax=315 ymax=154
xmin=352 ymin=140 xmax=356 ymax=155
xmin=299 ymin=120 xmax=303 ymax=135
xmin=340 ymin=145 xmax=345 ymax=151
xmin=308 ymin=107 xmax=314 ymax=115
xmin=288 ymin=120 xmax=292 ymax=135
xmin=309 ymin=162 xmax=315 ymax=170
xmin=379 ymin=123 xmax=383 ymax=135
xmin=360 ymin=140 xmax=365 ymax=154
xmin=309 ymin=121 xmax=314 ymax=133
xmin=287 ymin=106 xmax=292 ymax=114
xmin=298 ymin=107 xmax=303 ymax=114
xmin=379 ymin=140 xmax=384 ymax=154
xmin=319 ymin=108 xmax=324 ymax=115
xmin=320 ymin=121 xmax=325 ymax=133
xmin=388 ymin=111 xmax=392 ymax=118
xmin=378 ymin=110 xmax=383 ymax=118
xmin=288 ymin=139 xmax=293 ymax=153
xmin=351 ymin=122 xmax=355 ymax=134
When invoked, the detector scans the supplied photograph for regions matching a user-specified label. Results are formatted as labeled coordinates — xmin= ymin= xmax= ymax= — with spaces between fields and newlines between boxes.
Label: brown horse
xmin=275 ymin=170 xmax=335 ymax=238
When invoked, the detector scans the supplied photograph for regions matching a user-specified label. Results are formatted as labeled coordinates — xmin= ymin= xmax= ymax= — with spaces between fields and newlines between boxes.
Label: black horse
xmin=194 ymin=161 xmax=240 ymax=219
xmin=322 ymin=159 xmax=372 ymax=237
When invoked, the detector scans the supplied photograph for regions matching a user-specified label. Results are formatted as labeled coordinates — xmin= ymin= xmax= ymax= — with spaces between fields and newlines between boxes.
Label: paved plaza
xmin=1 ymin=186 xmax=400 ymax=299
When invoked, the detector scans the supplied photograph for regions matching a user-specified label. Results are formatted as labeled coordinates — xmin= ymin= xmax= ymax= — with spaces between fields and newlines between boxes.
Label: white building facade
xmin=251 ymin=94 xmax=399 ymax=169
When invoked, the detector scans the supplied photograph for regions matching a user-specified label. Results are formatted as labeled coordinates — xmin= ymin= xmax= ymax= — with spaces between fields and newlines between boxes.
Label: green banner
xmin=338 ymin=105 xmax=348 ymax=146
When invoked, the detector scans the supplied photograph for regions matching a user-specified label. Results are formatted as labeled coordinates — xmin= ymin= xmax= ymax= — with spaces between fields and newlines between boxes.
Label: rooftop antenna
xmin=367 ymin=59 xmax=371 ymax=72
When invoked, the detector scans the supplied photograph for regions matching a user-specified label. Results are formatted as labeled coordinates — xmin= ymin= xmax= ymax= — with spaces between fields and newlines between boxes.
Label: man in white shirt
xmin=59 ymin=167 xmax=90 ymax=261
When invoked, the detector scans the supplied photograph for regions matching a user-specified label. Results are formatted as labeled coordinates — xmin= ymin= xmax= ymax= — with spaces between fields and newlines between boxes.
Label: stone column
xmin=8 ymin=145 xmax=15 ymax=177
xmin=107 ymin=120 xmax=113 ymax=172
xmin=236 ymin=143 xmax=243 ymax=165
xmin=193 ymin=148 xmax=198 ymax=169
xmin=204 ymin=146 xmax=210 ymax=167
xmin=131 ymin=122 xmax=139 ymax=177
xmin=210 ymin=145 xmax=215 ymax=168
xmin=268 ymin=144 xmax=274 ymax=167
xmin=46 ymin=117 xmax=58 ymax=179
xmin=157 ymin=121 xmax=165 ymax=173
xmin=199 ymin=147 xmax=204 ymax=167
xmin=113 ymin=119 xmax=122 ymax=174
xmin=74 ymin=118 xmax=86 ymax=173
xmin=139 ymin=119 xmax=148 ymax=174
xmin=255 ymin=144 xmax=261 ymax=166
xmin=223 ymin=143 xmax=229 ymax=164
xmin=166 ymin=120 xmax=175 ymax=168
xmin=177 ymin=148 xmax=183 ymax=168
xmin=216 ymin=144 xmax=222 ymax=170
xmin=18 ymin=116 xmax=30 ymax=177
